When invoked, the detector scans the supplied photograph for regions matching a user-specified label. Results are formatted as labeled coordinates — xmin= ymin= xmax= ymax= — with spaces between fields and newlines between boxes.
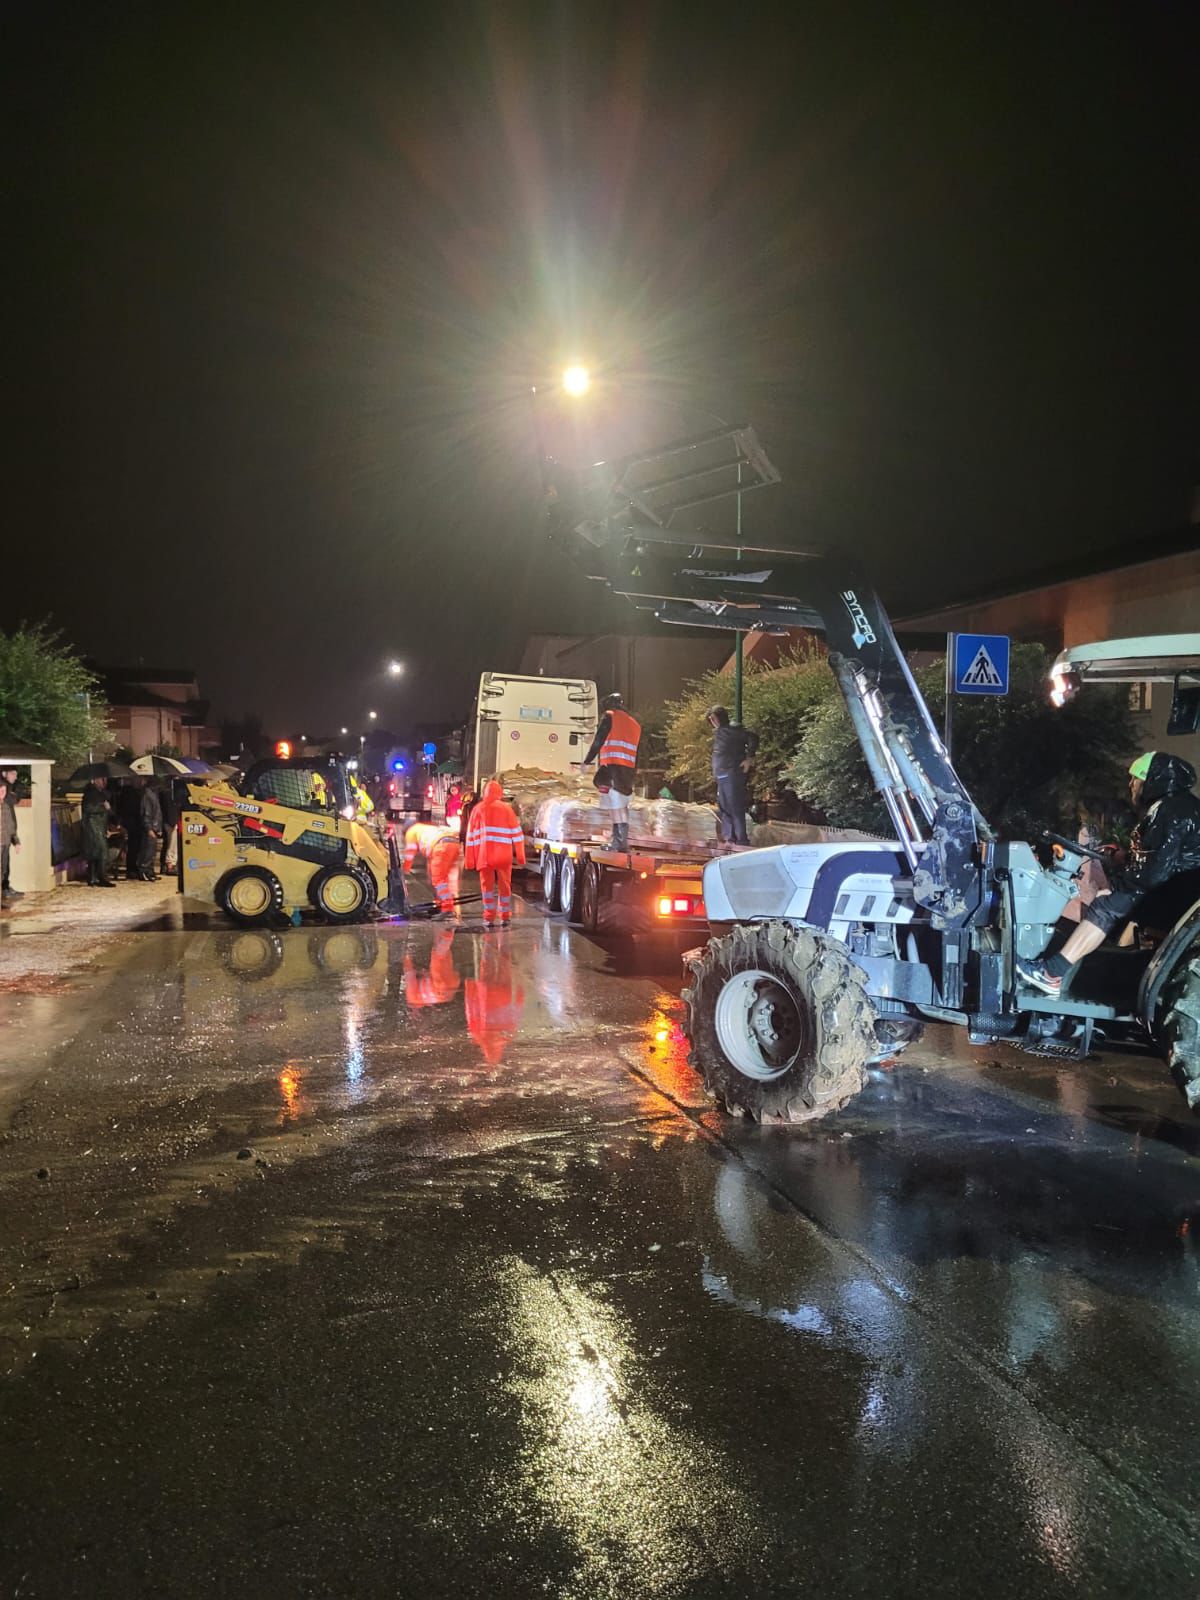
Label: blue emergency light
xmin=392 ymin=758 xmax=406 ymax=773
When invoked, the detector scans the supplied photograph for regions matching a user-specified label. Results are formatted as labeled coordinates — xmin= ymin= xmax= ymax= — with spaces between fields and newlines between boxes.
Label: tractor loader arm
xmin=546 ymin=426 xmax=985 ymax=930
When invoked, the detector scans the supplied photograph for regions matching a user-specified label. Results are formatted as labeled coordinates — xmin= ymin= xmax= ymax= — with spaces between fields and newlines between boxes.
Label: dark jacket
xmin=1126 ymin=754 xmax=1200 ymax=893
xmin=1 ymin=791 xmax=18 ymax=850
xmin=140 ymin=784 xmax=163 ymax=834
xmin=81 ymin=783 xmax=110 ymax=858
xmin=159 ymin=783 xmax=180 ymax=828
xmin=711 ymin=723 xmax=759 ymax=780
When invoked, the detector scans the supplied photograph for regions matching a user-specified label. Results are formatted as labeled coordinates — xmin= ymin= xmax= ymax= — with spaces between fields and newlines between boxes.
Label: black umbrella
xmin=66 ymin=761 xmax=137 ymax=784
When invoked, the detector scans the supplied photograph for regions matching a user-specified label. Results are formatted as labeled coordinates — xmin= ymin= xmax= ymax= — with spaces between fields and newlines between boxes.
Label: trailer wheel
xmin=682 ymin=920 xmax=875 ymax=1122
xmin=310 ymin=865 xmax=370 ymax=924
xmin=1158 ymin=951 xmax=1200 ymax=1111
xmin=578 ymin=860 xmax=623 ymax=934
xmin=558 ymin=854 xmax=579 ymax=920
xmin=541 ymin=848 xmax=562 ymax=912
xmin=219 ymin=866 xmax=284 ymax=927
xmin=580 ymin=861 xmax=601 ymax=932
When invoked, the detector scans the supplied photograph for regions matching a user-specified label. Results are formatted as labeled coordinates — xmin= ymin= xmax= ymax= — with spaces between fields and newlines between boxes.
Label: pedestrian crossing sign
xmin=953 ymin=633 xmax=1010 ymax=696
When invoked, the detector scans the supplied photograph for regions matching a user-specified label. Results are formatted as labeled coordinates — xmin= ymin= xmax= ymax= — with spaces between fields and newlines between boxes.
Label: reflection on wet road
xmin=1 ymin=896 xmax=1198 ymax=1597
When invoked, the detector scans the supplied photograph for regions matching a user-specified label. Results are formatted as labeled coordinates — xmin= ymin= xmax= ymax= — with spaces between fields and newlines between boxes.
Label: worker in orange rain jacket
xmin=464 ymin=937 xmax=525 ymax=1064
xmin=403 ymin=821 xmax=463 ymax=915
xmin=403 ymin=925 xmax=461 ymax=1009
xmin=464 ymin=779 xmax=526 ymax=928
xmin=581 ymin=692 xmax=641 ymax=851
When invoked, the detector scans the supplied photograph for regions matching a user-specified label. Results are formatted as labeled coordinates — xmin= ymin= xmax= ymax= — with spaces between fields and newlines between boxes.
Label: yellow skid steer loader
xmin=179 ymin=756 xmax=407 ymax=926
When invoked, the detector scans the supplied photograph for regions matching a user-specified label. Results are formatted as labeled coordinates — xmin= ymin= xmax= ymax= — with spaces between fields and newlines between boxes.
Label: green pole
xmin=734 ymin=458 xmax=744 ymax=722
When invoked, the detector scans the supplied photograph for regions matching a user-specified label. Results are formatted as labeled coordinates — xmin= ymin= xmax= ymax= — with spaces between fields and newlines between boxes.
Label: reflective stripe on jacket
xmin=598 ymin=708 xmax=641 ymax=769
xmin=465 ymin=780 xmax=527 ymax=871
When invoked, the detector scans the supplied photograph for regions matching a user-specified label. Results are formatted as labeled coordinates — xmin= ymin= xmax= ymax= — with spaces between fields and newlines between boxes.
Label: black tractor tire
xmin=1158 ymin=952 xmax=1200 ymax=1112
xmin=541 ymin=848 xmax=562 ymax=912
xmin=219 ymin=866 xmax=284 ymax=928
xmin=682 ymin=920 xmax=876 ymax=1122
xmin=309 ymin=864 xmax=371 ymax=924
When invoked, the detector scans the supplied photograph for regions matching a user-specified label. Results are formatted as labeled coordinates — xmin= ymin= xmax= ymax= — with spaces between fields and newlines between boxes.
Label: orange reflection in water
xmin=635 ymin=996 xmax=696 ymax=1110
xmin=277 ymin=1063 xmax=310 ymax=1123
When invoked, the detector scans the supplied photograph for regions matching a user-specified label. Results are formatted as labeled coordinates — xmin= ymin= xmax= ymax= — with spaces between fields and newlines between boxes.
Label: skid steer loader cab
xmin=179 ymin=756 xmax=407 ymax=927
xmin=541 ymin=423 xmax=1200 ymax=1121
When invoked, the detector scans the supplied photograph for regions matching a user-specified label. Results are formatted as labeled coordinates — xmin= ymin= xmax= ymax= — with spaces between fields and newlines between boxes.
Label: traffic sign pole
xmin=944 ymin=632 xmax=955 ymax=759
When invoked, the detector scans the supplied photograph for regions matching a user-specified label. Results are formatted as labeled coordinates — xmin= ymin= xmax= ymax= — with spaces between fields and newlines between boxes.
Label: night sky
xmin=3 ymin=1 xmax=1197 ymax=737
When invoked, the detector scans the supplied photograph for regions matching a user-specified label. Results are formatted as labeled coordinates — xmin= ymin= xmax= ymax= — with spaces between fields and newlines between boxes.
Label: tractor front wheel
xmin=683 ymin=920 xmax=875 ymax=1122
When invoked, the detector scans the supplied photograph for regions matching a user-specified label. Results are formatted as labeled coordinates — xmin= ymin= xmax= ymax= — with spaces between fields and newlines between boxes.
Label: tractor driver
xmin=1019 ymin=752 xmax=1200 ymax=995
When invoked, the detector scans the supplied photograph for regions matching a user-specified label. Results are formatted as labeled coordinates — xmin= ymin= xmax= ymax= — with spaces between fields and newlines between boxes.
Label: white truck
xmin=465 ymin=672 xmax=598 ymax=789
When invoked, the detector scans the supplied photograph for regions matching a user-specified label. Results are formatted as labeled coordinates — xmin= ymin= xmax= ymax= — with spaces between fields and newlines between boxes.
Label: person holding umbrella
xmin=81 ymin=777 xmax=116 ymax=887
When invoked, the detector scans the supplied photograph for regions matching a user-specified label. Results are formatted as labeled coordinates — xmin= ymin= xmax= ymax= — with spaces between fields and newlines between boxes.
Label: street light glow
xmin=340 ymin=726 xmax=348 ymax=736
xmin=387 ymin=659 xmax=404 ymax=677
xmin=368 ymin=710 xmax=378 ymax=720
xmin=561 ymin=364 xmax=591 ymax=398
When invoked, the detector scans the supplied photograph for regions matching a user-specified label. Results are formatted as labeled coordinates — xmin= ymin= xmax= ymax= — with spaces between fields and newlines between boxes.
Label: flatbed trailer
xmin=527 ymin=833 xmax=718 ymax=934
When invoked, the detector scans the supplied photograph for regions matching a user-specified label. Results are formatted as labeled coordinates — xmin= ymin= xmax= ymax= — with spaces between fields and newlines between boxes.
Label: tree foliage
xmin=663 ymin=642 xmax=832 ymax=799
xmin=783 ymin=643 xmax=1137 ymax=838
xmin=0 ymin=622 xmax=112 ymax=768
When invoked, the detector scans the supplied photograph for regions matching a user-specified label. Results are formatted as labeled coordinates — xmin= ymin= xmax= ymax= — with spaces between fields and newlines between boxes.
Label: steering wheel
xmin=1041 ymin=830 xmax=1109 ymax=863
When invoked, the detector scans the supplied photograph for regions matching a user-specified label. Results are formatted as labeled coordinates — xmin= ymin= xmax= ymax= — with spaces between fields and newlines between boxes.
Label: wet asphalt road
xmin=1 ymin=888 xmax=1199 ymax=1598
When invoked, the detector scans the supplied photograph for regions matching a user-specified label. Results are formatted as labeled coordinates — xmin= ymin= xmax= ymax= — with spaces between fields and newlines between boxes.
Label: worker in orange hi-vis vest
xmin=403 ymin=925 xmax=461 ymax=1009
xmin=403 ymin=821 xmax=463 ymax=915
xmin=464 ymin=938 xmax=525 ymax=1063
xmin=581 ymin=691 xmax=641 ymax=851
xmin=464 ymin=779 xmax=526 ymax=928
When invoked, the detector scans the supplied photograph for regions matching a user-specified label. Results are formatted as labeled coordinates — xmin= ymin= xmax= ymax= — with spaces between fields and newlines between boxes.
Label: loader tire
xmin=682 ymin=920 xmax=875 ymax=1123
xmin=1159 ymin=952 xmax=1200 ymax=1112
xmin=219 ymin=866 xmax=284 ymax=928
xmin=310 ymin=865 xmax=370 ymax=924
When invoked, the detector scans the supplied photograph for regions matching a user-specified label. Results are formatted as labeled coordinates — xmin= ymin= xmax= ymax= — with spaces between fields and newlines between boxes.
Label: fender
xmin=1138 ymin=895 xmax=1200 ymax=1027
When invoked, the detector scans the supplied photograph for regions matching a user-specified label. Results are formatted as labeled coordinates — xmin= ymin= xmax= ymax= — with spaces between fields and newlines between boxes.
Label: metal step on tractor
xmin=542 ymin=423 xmax=1200 ymax=1121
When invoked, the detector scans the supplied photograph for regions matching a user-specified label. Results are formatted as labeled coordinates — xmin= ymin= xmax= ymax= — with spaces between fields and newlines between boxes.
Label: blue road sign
xmin=421 ymin=741 xmax=437 ymax=762
xmin=953 ymin=633 xmax=1010 ymax=695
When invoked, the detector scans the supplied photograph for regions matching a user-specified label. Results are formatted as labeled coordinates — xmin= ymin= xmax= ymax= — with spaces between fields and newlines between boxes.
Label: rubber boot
xmin=607 ymin=827 xmax=621 ymax=850
xmin=615 ymin=822 xmax=629 ymax=851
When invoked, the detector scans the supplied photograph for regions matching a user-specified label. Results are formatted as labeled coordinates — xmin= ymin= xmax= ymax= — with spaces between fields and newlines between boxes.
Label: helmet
xmin=1129 ymin=752 xmax=1156 ymax=782
xmin=601 ymin=692 xmax=623 ymax=711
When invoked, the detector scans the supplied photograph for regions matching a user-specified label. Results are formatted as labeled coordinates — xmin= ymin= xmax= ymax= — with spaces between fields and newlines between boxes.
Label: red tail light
xmin=656 ymin=894 xmax=704 ymax=918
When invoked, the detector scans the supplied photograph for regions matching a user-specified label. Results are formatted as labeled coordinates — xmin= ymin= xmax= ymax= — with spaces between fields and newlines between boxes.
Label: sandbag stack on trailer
xmin=496 ymin=765 xmax=720 ymax=851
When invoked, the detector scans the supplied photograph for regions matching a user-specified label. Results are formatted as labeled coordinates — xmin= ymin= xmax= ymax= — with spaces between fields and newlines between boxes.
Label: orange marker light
xmin=275 ymin=739 xmax=292 ymax=759
xmin=658 ymin=897 xmax=673 ymax=916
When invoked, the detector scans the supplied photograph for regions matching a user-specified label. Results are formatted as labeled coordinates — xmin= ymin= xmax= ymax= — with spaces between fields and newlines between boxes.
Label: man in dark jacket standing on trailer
xmin=708 ymin=705 xmax=758 ymax=846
